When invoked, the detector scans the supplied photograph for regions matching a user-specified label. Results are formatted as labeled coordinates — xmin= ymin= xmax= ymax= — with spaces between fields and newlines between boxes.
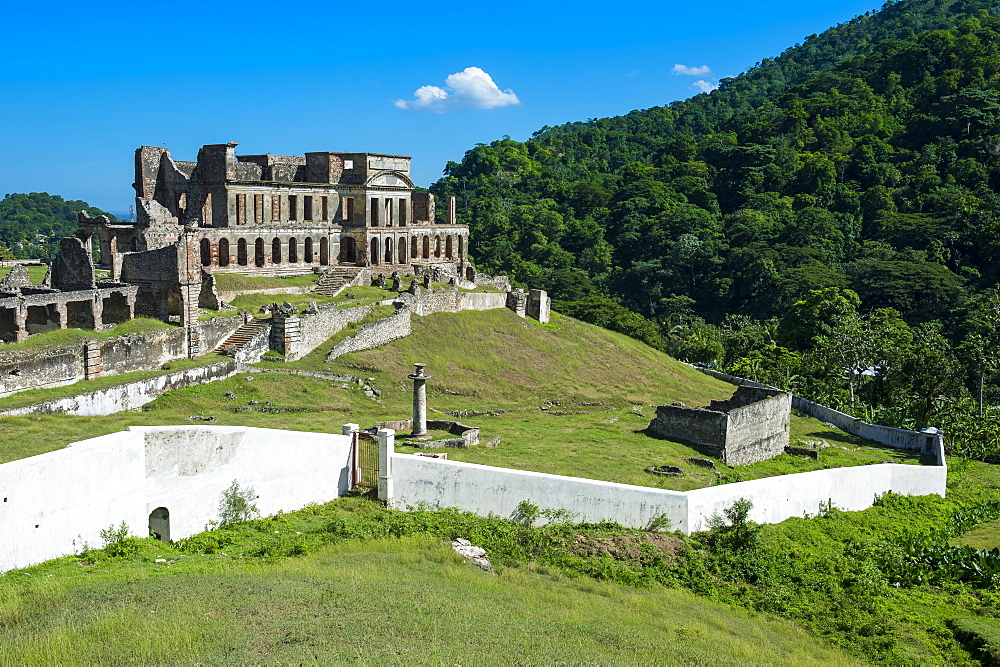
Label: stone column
xmin=377 ymin=428 xmax=395 ymax=504
xmin=53 ymin=302 xmax=68 ymax=329
xmin=448 ymin=196 xmax=456 ymax=224
xmin=407 ymin=363 xmax=432 ymax=436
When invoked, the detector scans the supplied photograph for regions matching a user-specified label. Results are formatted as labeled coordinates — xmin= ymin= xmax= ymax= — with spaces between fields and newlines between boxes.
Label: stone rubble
xmin=451 ymin=538 xmax=493 ymax=573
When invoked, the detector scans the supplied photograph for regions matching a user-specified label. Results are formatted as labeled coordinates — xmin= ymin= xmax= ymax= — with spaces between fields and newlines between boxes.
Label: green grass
xmin=0 ymin=264 xmax=48 ymax=285
xmin=0 ymin=318 xmax=173 ymax=353
xmin=0 ymin=500 xmax=857 ymax=665
xmin=212 ymin=273 xmax=317 ymax=292
xmin=0 ymin=308 xmax=922 ymax=489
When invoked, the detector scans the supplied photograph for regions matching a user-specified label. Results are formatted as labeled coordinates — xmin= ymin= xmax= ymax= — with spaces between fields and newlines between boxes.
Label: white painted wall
xmin=391 ymin=455 xmax=691 ymax=531
xmin=0 ymin=426 xmax=352 ymax=572
xmin=390 ymin=447 xmax=947 ymax=535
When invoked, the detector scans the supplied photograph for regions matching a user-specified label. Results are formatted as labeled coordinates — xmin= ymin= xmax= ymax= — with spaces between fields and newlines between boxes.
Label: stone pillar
xmin=271 ymin=314 xmax=302 ymax=360
xmin=53 ymin=302 xmax=68 ymax=329
xmin=92 ymin=294 xmax=104 ymax=330
xmin=527 ymin=289 xmax=550 ymax=324
xmin=14 ymin=302 xmax=27 ymax=342
xmin=448 ymin=196 xmax=456 ymax=224
xmin=506 ymin=288 xmax=527 ymax=318
xmin=377 ymin=428 xmax=395 ymax=504
xmin=407 ymin=363 xmax=432 ymax=436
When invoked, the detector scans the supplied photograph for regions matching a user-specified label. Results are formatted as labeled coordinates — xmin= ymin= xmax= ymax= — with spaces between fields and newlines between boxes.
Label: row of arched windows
xmin=199 ymin=233 xmax=466 ymax=268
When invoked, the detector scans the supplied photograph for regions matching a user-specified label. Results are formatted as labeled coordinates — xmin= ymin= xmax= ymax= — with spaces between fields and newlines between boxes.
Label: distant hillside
xmin=0 ymin=192 xmax=118 ymax=259
xmin=431 ymin=0 xmax=1000 ymax=322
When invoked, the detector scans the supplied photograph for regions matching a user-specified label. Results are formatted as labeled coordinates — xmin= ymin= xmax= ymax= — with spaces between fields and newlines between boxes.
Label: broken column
xmin=408 ymin=363 xmax=432 ymax=436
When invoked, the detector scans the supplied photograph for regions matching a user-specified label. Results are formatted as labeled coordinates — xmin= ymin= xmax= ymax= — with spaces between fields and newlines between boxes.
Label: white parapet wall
xmin=0 ymin=426 xmax=352 ymax=572
xmin=390 ymin=440 xmax=947 ymax=534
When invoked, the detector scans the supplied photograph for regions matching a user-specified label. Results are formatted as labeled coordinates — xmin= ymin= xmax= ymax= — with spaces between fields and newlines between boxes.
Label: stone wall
xmin=325 ymin=309 xmax=411 ymax=361
xmin=394 ymin=288 xmax=507 ymax=316
xmin=0 ymin=425 xmax=352 ymax=571
xmin=233 ymin=322 xmax=272 ymax=364
xmin=691 ymin=364 xmax=946 ymax=465
xmin=0 ymin=359 xmax=237 ymax=417
xmin=647 ymin=386 xmax=791 ymax=465
xmin=0 ymin=317 xmax=242 ymax=399
xmin=294 ymin=305 xmax=372 ymax=360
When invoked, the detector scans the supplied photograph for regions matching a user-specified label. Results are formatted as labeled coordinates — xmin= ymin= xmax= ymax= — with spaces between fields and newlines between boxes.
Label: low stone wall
xmin=0 ymin=359 xmax=237 ymax=417
xmin=690 ymin=364 xmax=946 ymax=465
xmin=375 ymin=418 xmax=480 ymax=447
xmin=0 ymin=425 xmax=352 ymax=572
xmin=233 ymin=322 xmax=272 ymax=364
xmin=295 ymin=305 xmax=371 ymax=359
xmin=325 ymin=309 xmax=411 ymax=361
xmin=0 ymin=317 xmax=242 ymax=399
xmin=395 ymin=288 xmax=507 ymax=316
xmin=648 ymin=387 xmax=791 ymax=465
xmin=216 ymin=285 xmax=314 ymax=303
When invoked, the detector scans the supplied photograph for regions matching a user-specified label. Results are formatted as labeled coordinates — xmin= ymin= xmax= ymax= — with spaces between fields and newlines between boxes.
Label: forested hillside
xmin=430 ymin=0 xmax=1000 ymax=452
xmin=0 ymin=193 xmax=117 ymax=259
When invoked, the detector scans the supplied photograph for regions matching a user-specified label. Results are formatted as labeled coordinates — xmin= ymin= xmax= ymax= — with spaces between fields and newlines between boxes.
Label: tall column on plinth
xmin=407 ymin=363 xmax=432 ymax=436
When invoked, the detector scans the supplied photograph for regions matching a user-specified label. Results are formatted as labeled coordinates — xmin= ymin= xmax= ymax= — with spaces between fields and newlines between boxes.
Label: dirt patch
xmin=568 ymin=532 xmax=685 ymax=563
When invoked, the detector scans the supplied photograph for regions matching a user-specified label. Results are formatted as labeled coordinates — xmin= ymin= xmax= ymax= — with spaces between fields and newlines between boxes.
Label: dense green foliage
xmin=431 ymin=0 xmax=1000 ymax=454
xmin=0 ymin=193 xmax=117 ymax=259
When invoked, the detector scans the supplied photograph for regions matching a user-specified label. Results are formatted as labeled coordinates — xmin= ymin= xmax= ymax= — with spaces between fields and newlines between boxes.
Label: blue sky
xmin=0 ymin=0 xmax=881 ymax=213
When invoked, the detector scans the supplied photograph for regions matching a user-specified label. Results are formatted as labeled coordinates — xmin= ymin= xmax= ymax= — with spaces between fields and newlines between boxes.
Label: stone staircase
xmin=312 ymin=266 xmax=363 ymax=296
xmin=214 ymin=318 xmax=270 ymax=355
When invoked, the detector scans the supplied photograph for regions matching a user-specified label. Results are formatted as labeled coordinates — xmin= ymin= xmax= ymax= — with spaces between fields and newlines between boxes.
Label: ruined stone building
xmin=0 ymin=143 xmax=470 ymax=347
xmin=81 ymin=143 xmax=469 ymax=279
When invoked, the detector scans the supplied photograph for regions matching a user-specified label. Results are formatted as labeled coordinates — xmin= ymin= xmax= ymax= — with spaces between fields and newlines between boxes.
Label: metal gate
xmin=351 ymin=431 xmax=379 ymax=490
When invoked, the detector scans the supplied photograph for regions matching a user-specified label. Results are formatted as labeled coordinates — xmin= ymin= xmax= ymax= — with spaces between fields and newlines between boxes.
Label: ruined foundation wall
xmin=647 ymin=404 xmax=729 ymax=457
xmin=325 ymin=309 xmax=411 ymax=361
xmin=297 ymin=305 xmax=372 ymax=358
xmin=723 ymin=391 xmax=792 ymax=466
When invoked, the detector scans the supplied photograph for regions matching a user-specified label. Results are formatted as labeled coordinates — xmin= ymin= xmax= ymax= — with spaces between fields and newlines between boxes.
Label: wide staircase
xmin=312 ymin=266 xmax=363 ymax=296
xmin=214 ymin=318 xmax=270 ymax=355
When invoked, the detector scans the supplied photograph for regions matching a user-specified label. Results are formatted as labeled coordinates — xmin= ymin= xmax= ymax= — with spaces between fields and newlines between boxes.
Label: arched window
xmin=445 ymin=236 xmax=453 ymax=259
xmin=218 ymin=238 xmax=230 ymax=267
xmin=398 ymin=237 xmax=407 ymax=264
xmin=385 ymin=237 xmax=393 ymax=264
xmin=237 ymin=238 xmax=248 ymax=266
xmin=304 ymin=237 xmax=313 ymax=263
xmin=458 ymin=236 xmax=464 ymax=259
xmin=434 ymin=236 xmax=442 ymax=258
xmin=254 ymin=238 xmax=265 ymax=267
xmin=320 ymin=237 xmax=330 ymax=265
xmin=422 ymin=236 xmax=430 ymax=259
xmin=289 ymin=237 xmax=298 ymax=263
xmin=370 ymin=238 xmax=379 ymax=265
xmin=272 ymin=237 xmax=282 ymax=264
xmin=200 ymin=238 xmax=211 ymax=266
xmin=411 ymin=237 xmax=418 ymax=259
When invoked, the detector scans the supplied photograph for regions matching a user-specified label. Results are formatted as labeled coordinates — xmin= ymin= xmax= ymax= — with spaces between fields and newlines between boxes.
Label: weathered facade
xmin=101 ymin=143 xmax=471 ymax=279
xmin=647 ymin=386 xmax=792 ymax=466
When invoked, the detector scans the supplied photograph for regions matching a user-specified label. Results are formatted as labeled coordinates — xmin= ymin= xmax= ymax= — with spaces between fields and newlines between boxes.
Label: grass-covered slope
xmin=0 ymin=308 xmax=924 ymax=490
xmin=0 ymin=503 xmax=858 ymax=665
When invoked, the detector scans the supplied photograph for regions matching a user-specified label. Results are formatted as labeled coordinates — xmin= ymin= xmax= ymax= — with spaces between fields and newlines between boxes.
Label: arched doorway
xmin=458 ymin=236 xmax=464 ymax=259
xmin=398 ymin=237 xmax=407 ymax=264
xmin=289 ymin=237 xmax=298 ymax=263
xmin=434 ymin=236 xmax=442 ymax=258
xmin=237 ymin=238 xmax=248 ymax=266
xmin=304 ymin=237 xmax=313 ymax=263
xmin=334 ymin=237 xmax=347 ymax=264
xmin=411 ymin=237 xmax=418 ymax=259
xmin=445 ymin=236 xmax=453 ymax=259
xmin=272 ymin=237 xmax=282 ymax=264
xmin=370 ymin=238 xmax=379 ymax=265
xmin=254 ymin=238 xmax=265 ymax=267
xmin=218 ymin=238 xmax=230 ymax=267
xmin=149 ymin=507 xmax=170 ymax=542
xmin=200 ymin=238 xmax=211 ymax=266
xmin=422 ymin=236 xmax=430 ymax=259
xmin=385 ymin=237 xmax=393 ymax=264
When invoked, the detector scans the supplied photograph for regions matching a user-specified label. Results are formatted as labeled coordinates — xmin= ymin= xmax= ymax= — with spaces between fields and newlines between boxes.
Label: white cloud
xmin=693 ymin=80 xmax=719 ymax=93
xmin=672 ymin=64 xmax=712 ymax=76
xmin=394 ymin=67 xmax=521 ymax=112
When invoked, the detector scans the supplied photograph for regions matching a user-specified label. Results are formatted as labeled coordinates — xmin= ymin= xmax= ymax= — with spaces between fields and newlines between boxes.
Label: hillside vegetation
xmin=431 ymin=0 xmax=1000 ymax=456
xmin=0 ymin=193 xmax=117 ymax=259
